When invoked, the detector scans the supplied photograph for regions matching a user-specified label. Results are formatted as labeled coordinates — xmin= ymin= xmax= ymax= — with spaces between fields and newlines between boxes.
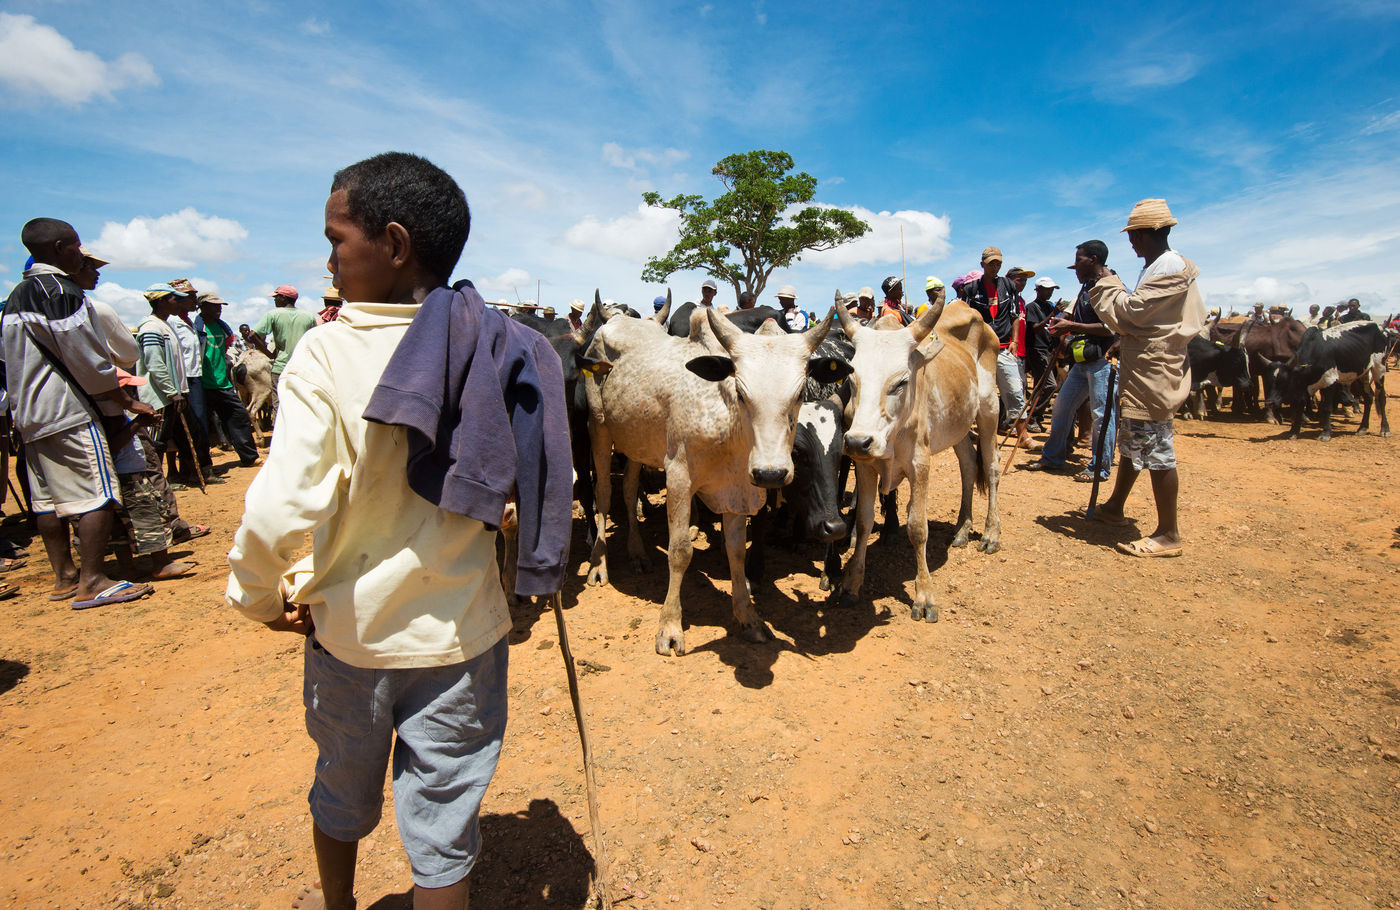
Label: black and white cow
xmin=1183 ymin=335 xmax=1250 ymax=420
xmin=1273 ymin=322 xmax=1390 ymax=441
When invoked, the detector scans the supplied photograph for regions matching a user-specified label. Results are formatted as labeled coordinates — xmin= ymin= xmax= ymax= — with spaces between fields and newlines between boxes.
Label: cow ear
xmin=807 ymin=356 xmax=853 ymax=385
xmin=686 ymin=355 xmax=735 ymax=382
xmin=911 ymin=337 xmax=946 ymax=368
xmin=577 ymin=354 xmax=613 ymax=377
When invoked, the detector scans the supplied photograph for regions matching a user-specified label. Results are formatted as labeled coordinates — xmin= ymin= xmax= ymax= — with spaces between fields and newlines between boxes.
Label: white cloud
xmin=1120 ymin=54 xmax=1201 ymax=89
xmin=1050 ymin=169 xmax=1115 ymax=207
xmin=1202 ymin=276 xmax=1315 ymax=314
xmin=804 ymin=206 xmax=952 ymax=270
xmin=562 ymin=203 xmax=682 ymax=262
xmin=503 ymin=180 xmax=548 ymax=209
xmin=1361 ymin=109 xmax=1400 ymax=135
xmin=87 ymin=280 xmax=150 ymax=327
xmin=300 ymin=18 xmax=331 ymax=36
xmin=602 ymin=142 xmax=689 ymax=172
xmin=0 ymin=14 xmax=158 ymax=107
xmin=477 ymin=267 xmax=535 ymax=298
xmin=92 ymin=208 xmax=248 ymax=270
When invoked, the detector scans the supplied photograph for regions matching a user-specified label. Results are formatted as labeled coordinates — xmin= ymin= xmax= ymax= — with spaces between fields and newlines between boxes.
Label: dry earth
xmin=1 ymin=408 xmax=1398 ymax=910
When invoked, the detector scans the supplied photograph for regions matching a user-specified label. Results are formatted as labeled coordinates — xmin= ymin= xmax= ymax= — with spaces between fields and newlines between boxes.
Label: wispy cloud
xmin=93 ymin=209 xmax=249 ymax=270
xmin=602 ymin=142 xmax=690 ymax=172
xmin=0 ymin=14 xmax=158 ymax=107
xmin=300 ymin=18 xmax=330 ymax=36
xmin=562 ymin=203 xmax=681 ymax=262
xmin=1361 ymin=109 xmax=1400 ymax=135
xmin=1050 ymin=169 xmax=1115 ymax=208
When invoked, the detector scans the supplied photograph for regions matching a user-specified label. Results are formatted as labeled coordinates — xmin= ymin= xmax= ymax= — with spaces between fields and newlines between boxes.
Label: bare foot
xmin=291 ymin=885 xmax=327 ymax=909
xmin=147 ymin=560 xmax=198 ymax=580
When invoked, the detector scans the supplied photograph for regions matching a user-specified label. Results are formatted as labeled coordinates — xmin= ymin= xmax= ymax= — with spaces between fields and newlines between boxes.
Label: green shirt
xmin=252 ymin=306 xmax=317 ymax=373
xmin=198 ymin=317 xmax=233 ymax=390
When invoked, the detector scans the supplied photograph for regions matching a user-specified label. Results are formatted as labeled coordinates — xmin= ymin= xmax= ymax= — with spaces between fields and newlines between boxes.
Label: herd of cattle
xmin=505 ymin=297 xmax=1392 ymax=656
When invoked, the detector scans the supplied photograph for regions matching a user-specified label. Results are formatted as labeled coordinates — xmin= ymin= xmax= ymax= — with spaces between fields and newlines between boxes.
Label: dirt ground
xmin=1 ymin=406 xmax=1398 ymax=910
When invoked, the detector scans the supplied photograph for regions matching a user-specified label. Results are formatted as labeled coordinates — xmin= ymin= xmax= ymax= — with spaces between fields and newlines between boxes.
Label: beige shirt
xmin=225 ymin=301 xmax=510 ymax=669
xmin=1089 ymin=253 xmax=1205 ymax=422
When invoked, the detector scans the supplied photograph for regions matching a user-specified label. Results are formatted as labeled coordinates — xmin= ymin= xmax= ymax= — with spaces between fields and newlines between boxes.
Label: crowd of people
xmin=0 ymin=218 xmax=318 ymax=607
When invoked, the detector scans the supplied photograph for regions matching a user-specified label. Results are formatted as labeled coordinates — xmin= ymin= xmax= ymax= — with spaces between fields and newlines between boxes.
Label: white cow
xmin=836 ymin=297 xmax=1001 ymax=621
xmin=582 ymin=306 xmax=836 ymax=655
xmin=232 ymin=348 xmax=275 ymax=447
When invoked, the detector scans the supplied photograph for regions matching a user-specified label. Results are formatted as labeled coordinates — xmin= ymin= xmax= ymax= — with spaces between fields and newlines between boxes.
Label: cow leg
xmin=1357 ymin=378 xmax=1375 ymax=435
xmin=819 ymin=538 xmax=842 ymax=592
xmin=745 ymin=492 xmax=771 ymax=589
xmin=657 ymin=469 xmax=694 ymax=656
xmin=1318 ymin=386 xmax=1336 ymax=442
xmin=622 ymin=459 xmax=649 ymax=574
xmin=836 ymin=461 xmax=878 ymax=607
xmin=976 ymin=403 xmax=1002 ymax=554
xmin=585 ymin=425 xmax=613 ymax=587
xmin=949 ymin=435 xmax=976 ymax=548
xmin=907 ymin=453 xmax=937 ymax=623
xmin=724 ymin=511 xmax=772 ymax=643
xmin=1376 ymin=374 xmax=1391 ymax=437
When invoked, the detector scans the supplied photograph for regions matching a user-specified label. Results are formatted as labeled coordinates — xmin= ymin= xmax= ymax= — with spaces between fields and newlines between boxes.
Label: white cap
xmin=701 ymin=278 xmax=718 ymax=290
xmin=1034 ymin=277 xmax=1059 ymax=290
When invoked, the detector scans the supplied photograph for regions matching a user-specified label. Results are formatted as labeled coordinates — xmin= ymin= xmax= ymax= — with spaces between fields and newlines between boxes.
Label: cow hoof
xmin=655 ymin=629 xmax=686 ymax=657
xmin=689 ymin=525 xmax=701 ymax=541
xmin=630 ymin=556 xmax=651 ymax=574
xmin=1381 ymin=430 xmax=1392 ymax=438
xmin=910 ymin=603 xmax=939 ymax=623
xmin=586 ymin=564 xmax=609 ymax=587
xmin=950 ymin=533 xmax=970 ymax=549
xmin=819 ymin=574 xmax=831 ymax=592
xmin=977 ymin=538 xmax=1001 ymax=555
xmin=1319 ymin=433 xmax=1332 ymax=442
xmin=739 ymin=621 xmax=775 ymax=644
xmin=835 ymin=590 xmax=859 ymax=609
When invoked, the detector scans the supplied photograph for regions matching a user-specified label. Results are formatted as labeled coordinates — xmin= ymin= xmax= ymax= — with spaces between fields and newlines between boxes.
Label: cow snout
xmin=816 ymin=517 xmax=847 ymax=542
xmin=751 ymin=467 xmax=790 ymax=488
xmin=844 ymin=433 xmax=874 ymax=457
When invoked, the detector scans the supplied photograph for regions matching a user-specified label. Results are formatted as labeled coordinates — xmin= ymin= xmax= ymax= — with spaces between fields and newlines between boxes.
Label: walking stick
xmin=551 ymin=590 xmax=612 ymax=910
xmin=176 ymin=408 xmax=208 ymax=494
xmin=1085 ymin=361 xmax=1118 ymax=520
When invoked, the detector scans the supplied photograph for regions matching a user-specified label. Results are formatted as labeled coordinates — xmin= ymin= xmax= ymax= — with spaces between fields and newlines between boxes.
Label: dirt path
xmin=1 ymin=411 xmax=1397 ymax=909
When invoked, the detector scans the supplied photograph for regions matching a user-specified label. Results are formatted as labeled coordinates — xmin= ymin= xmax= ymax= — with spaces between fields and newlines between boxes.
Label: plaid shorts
xmin=1118 ymin=417 xmax=1176 ymax=471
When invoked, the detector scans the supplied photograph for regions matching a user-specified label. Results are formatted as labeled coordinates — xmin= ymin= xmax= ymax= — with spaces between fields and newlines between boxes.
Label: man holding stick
xmin=1083 ymin=199 xmax=1205 ymax=558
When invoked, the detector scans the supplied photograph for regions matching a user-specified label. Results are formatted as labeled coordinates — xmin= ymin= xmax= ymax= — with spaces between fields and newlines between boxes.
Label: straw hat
xmin=1121 ymin=198 xmax=1178 ymax=232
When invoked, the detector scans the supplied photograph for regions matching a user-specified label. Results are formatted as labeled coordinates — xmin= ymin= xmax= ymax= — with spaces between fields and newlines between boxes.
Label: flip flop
xmin=1073 ymin=471 xmax=1109 ymax=483
xmin=48 ymin=586 xmax=79 ymax=601
xmin=0 ymin=556 xmax=28 ymax=573
xmin=72 ymin=580 xmax=155 ymax=611
xmin=0 ymin=584 xmax=18 ymax=600
xmin=1116 ymin=537 xmax=1183 ymax=558
xmin=172 ymin=525 xmax=211 ymax=543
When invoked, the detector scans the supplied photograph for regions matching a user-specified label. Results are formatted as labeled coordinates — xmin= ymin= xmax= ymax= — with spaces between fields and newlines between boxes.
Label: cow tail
xmin=969 ymin=431 xmax=988 ymax=495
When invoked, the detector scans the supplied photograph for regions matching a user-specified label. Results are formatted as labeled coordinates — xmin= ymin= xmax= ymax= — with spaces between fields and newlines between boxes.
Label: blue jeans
xmin=1040 ymin=358 xmax=1116 ymax=476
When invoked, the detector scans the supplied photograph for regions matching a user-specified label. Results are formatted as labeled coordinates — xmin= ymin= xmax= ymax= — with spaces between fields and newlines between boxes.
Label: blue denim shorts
xmin=303 ymin=635 xmax=508 ymax=888
xmin=1118 ymin=417 xmax=1176 ymax=471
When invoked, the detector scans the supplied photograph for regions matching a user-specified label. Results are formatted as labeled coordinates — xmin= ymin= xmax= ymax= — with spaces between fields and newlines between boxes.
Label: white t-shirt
xmin=1135 ymin=249 xmax=1186 ymax=290
xmin=166 ymin=316 xmax=203 ymax=378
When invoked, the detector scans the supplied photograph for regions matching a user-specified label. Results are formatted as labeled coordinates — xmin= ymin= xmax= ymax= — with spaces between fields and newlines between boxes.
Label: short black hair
xmin=738 ymin=290 xmax=756 ymax=308
xmin=330 ymin=152 xmax=470 ymax=284
xmin=21 ymin=217 xmax=77 ymax=257
xmin=1077 ymin=239 xmax=1109 ymax=265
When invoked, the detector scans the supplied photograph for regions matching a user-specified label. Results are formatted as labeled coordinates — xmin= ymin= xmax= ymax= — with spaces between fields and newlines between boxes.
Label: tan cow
xmin=232 ymin=348 xmax=275 ymax=447
xmin=582 ymin=306 xmax=836 ymax=655
xmin=836 ymin=297 xmax=1001 ymax=622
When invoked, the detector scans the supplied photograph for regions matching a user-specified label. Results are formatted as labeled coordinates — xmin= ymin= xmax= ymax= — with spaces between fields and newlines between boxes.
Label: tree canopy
xmin=641 ymin=149 xmax=870 ymax=301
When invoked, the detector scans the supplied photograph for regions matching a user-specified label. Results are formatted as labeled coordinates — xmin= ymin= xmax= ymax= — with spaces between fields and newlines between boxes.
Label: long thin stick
xmin=7 ymin=474 xmax=31 ymax=519
xmin=900 ymin=225 xmax=907 ymax=316
xmin=176 ymin=409 xmax=208 ymax=495
xmin=551 ymin=591 xmax=612 ymax=910
xmin=1086 ymin=362 xmax=1118 ymax=520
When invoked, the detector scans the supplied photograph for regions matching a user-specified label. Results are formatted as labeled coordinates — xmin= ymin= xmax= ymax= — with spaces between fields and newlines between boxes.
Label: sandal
xmin=172 ymin=525 xmax=211 ymax=543
xmin=0 ymin=583 xmax=18 ymax=600
xmin=0 ymin=556 xmax=27 ymax=573
xmin=1116 ymin=537 xmax=1182 ymax=558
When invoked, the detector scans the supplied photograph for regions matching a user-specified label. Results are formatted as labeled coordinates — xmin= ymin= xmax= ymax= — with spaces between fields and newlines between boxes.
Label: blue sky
xmin=3 ymin=0 xmax=1399 ymax=328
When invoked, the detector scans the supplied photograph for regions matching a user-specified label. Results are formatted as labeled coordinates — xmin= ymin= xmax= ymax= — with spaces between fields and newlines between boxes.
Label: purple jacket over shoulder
xmin=363 ymin=281 xmax=572 ymax=596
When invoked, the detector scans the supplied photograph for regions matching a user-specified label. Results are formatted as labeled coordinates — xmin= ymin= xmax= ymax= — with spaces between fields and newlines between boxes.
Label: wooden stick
xmin=551 ymin=591 xmax=612 ymax=910
xmin=1085 ymin=362 xmax=1118 ymax=520
xmin=900 ymin=225 xmax=908 ymax=314
xmin=176 ymin=409 xmax=208 ymax=494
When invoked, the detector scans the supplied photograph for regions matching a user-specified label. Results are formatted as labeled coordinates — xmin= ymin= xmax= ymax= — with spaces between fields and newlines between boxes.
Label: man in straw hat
xmin=1082 ymin=198 xmax=1205 ymax=558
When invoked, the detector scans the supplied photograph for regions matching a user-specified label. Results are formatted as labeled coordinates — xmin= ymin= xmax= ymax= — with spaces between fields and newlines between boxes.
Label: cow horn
xmin=909 ymin=297 xmax=943 ymax=345
xmin=705 ymin=303 xmax=743 ymax=351
xmin=655 ymin=288 xmax=672 ymax=325
xmin=583 ymin=289 xmax=604 ymax=336
xmin=835 ymin=297 xmax=858 ymax=338
xmin=803 ymin=309 xmax=834 ymax=353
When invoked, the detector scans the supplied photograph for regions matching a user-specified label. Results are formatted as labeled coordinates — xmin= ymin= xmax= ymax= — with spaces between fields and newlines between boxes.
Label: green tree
xmin=641 ymin=149 xmax=870 ymax=301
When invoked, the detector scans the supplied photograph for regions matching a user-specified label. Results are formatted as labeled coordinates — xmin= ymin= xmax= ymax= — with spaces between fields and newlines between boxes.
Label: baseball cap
xmin=1034 ymin=277 xmax=1059 ymax=290
xmin=776 ymin=284 xmax=797 ymax=299
xmin=701 ymin=278 xmax=718 ymax=291
xmin=144 ymin=283 xmax=178 ymax=300
xmin=981 ymin=246 xmax=1003 ymax=263
xmin=1006 ymin=267 xmax=1035 ymax=279
xmin=881 ymin=276 xmax=901 ymax=295
xmin=169 ymin=278 xmax=196 ymax=295
xmin=858 ymin=286 xmax=875 ymax=300
xmin=272 ymin=285 xmax=299 ymax=300
xmin=197 ymin=291 xmax=229 ymax=306
xmin=653 ymin=295 xmax=667 ymax=311
xmin=79 ymin=246 xmax=109 ymax=268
